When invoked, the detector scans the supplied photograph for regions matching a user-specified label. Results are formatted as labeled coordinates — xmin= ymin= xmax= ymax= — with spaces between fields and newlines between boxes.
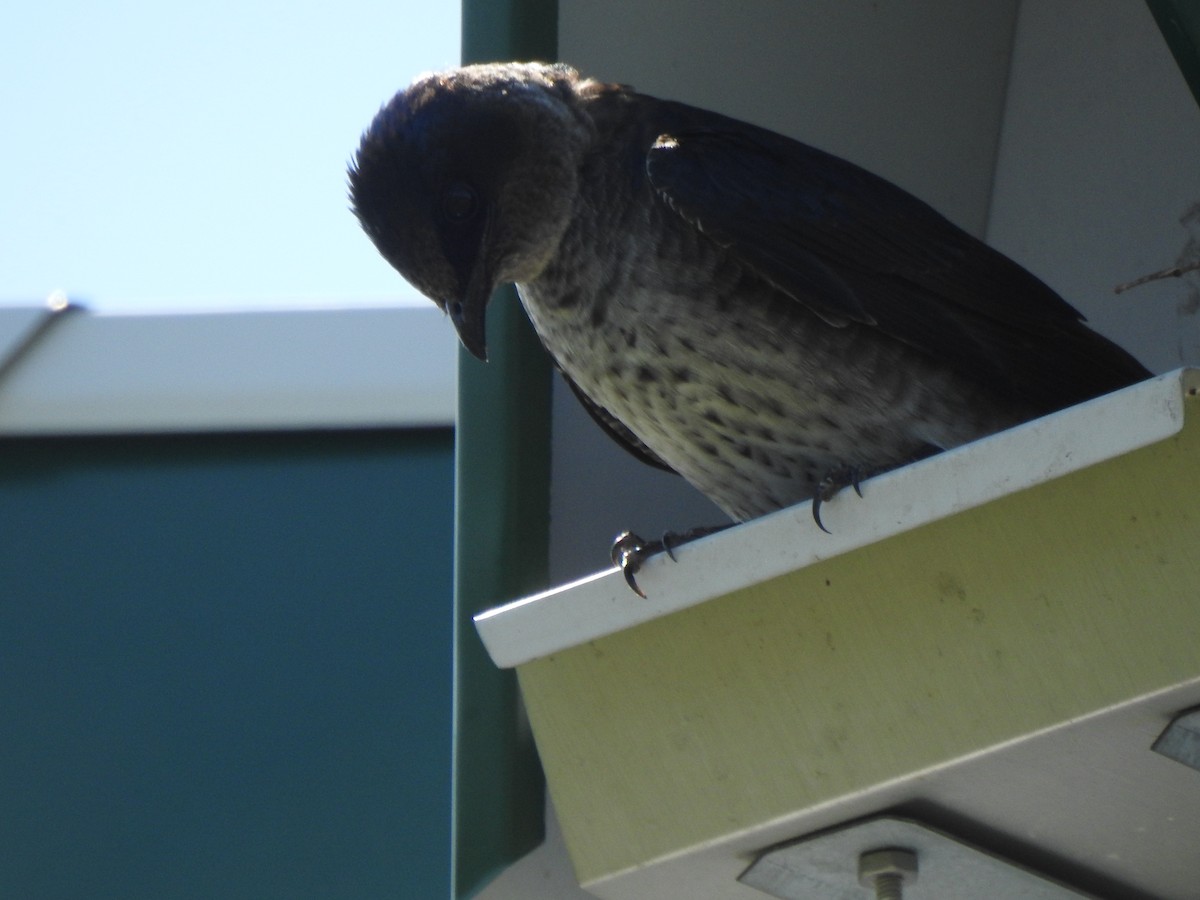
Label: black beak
xmin=446 ymin=222 xmax=495 ymax=362
xmin=449 ymin=292 xmax=488 ymax=362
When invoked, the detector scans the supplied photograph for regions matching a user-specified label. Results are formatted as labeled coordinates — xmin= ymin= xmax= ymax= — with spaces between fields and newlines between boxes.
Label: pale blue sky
xmin=0 ymin=1 xmax=460 ymax=311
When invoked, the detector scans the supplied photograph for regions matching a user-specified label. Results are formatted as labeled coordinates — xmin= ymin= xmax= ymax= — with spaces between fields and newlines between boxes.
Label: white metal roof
xmin=476 ymin=369 xmax=1197 ymax=668
xmin=0 ymin=299 xmax=456 ymax=434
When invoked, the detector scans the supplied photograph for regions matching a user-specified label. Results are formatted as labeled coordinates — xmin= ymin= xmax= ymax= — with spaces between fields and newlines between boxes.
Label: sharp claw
xmin=623 ymin=564 xmax=648 ymax=599
xmin=813 ymin=466 xmax=867 ymax=532
xmin=661 ymin=531 xmax=679 ymax=562
xmin=812 ymin=494 xmax=832 ymax=534
xmin=612 ymin=531 xmax=650 ymax=598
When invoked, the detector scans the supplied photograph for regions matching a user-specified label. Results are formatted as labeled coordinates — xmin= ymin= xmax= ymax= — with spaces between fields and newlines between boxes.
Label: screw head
xmin=858 ymin=847 xmax=919 ymax=888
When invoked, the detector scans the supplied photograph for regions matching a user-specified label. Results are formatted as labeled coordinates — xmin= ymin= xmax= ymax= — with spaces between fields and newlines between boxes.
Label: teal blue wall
xmin=0 ymin=430 xmax=453 ymax=899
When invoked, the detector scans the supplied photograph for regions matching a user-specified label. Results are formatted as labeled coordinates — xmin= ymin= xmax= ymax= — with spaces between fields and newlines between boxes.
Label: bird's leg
xmin=611 ymin=524 xmax=732 ymax=597
xmin=811 ymin=466 xmax=865 ymax=534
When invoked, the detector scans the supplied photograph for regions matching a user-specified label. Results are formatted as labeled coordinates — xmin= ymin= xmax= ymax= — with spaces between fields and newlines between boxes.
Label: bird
xmin=348 ymin=61 xmax=1150 ymax=587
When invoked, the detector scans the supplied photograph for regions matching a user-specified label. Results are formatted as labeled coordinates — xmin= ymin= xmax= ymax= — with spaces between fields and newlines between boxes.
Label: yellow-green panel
xmin=517 ymin=400 xmax=1200 ymax=883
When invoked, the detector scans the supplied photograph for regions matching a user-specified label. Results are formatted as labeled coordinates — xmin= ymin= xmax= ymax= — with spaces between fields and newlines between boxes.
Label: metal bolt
xmin=858 ymin=847 xmax=918 ymax=900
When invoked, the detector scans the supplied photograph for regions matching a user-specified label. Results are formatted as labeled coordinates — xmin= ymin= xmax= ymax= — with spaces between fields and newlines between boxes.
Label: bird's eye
xmin=440 ymin=182 xmax=479 ymax=224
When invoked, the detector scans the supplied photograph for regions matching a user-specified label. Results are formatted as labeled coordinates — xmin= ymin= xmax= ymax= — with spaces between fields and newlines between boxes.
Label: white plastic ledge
xmin=0 ymin=302 xmax=456 ymax=433
xmin=476 ymin=369 xmax=1198 ymax=669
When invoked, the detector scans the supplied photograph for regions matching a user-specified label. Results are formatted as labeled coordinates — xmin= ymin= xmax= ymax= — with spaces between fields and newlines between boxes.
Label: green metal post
xmin=452 ymin=1 xmax=558 ymax=896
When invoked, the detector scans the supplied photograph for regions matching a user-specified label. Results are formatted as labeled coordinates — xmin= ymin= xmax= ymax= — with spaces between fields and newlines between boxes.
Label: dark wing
xmin=559 ymin=368 xmax=678 ymax=474
xmin=643 ymin=114 xmax=1148 ymax=412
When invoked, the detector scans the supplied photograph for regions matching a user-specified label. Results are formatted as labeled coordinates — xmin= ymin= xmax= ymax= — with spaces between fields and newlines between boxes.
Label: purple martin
xmin=348 ymin=62 xmax=1149 ymax=539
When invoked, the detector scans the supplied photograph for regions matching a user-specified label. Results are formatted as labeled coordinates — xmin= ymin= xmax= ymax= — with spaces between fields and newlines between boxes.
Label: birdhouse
xmin=450 ymin=1 xmax=1200 ymax=897
xmin=476 ymin=369 xmax=1200 ymax=898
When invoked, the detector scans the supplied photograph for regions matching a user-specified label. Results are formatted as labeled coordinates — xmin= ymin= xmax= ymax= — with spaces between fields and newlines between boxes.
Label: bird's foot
xmin=611 ymin=525 xmax=731 ymax=597
xmin=811 ymin=466 xmax=865 ymax=534
xmin=611 ymin=531 xmax=655 ymax=598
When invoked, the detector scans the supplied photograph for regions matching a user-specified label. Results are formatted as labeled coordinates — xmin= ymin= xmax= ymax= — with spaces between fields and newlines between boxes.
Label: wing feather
xmin=643 ymin=117 xmax=1148 ymax=410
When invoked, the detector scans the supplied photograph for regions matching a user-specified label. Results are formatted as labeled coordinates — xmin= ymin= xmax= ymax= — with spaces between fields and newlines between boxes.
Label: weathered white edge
xmin=0 ymin=303 xmax=456 ymax=433
xmin=476 ymin=368 xmax=1197 ymax=669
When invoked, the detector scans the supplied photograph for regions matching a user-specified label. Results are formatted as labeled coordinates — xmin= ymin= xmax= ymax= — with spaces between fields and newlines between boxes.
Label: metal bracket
xmin=1151 ymin=706 xmax=1200 ymax=772
xmin=738 ymin=816 xmax=1096 ymax=899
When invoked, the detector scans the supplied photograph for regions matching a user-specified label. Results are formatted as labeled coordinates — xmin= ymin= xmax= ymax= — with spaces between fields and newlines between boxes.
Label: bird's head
xmin=349 ymin=62 xmax=592 ymax=361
